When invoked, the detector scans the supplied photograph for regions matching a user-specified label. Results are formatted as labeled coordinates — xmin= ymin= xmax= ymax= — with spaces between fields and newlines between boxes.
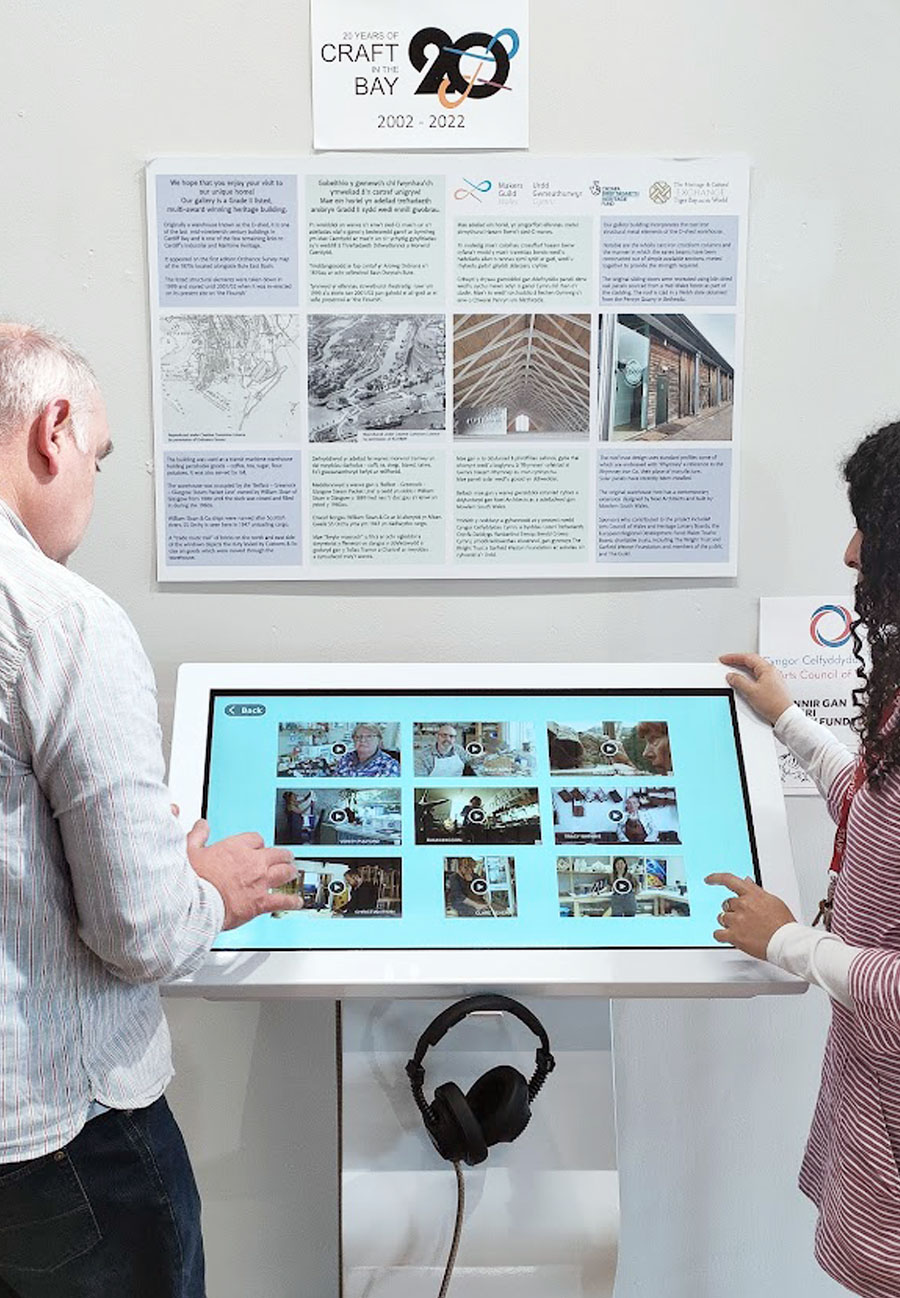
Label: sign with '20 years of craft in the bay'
xmin=311 ymin=0 xmax=528 ymax=150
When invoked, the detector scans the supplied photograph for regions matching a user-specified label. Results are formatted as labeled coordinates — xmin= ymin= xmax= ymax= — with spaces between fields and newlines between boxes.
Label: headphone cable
xmin=437 ymin=1161 xmax=465 ymax=1298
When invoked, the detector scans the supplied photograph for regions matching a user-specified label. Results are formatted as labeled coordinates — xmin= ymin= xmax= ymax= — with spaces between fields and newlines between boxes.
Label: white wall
xmin=5 ymin=0 xmax=899 ymax=1293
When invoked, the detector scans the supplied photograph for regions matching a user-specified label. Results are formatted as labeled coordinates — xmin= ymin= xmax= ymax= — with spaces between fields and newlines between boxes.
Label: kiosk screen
xmin=203 ymin=689 xmax=757 ymax=951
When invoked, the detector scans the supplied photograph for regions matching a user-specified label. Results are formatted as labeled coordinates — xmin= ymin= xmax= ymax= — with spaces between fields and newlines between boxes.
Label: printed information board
xmin=147 ymin=155 xmax=749 ymax=581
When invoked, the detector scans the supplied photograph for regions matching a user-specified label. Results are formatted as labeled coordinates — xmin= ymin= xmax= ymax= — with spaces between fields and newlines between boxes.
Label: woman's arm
xmin=771 ymin=928 xmax=900 ymax=1034
xmin=774 ymin=705 xmax=857 ymax=802
xmin=721 ymin=653 xmax=856 ymax=803
xmin=767 ymin=922 xmax=856 ymax=1008
xmin=705 ymin=871 xmax=863 ymax=1011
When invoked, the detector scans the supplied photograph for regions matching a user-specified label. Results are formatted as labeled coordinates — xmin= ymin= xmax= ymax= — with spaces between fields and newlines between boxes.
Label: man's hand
xmin=186 ymin=820 xmax=300 ymax=930
xmin=719 ymin=652 xmax=793 ymax=726
xmin=705 ymin=872 xmax=796 ymax=960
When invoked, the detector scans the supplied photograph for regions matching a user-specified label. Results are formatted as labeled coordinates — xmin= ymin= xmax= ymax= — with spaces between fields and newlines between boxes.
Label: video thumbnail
xmin=414 ymin=721 xmax=536 ymax=777
xmin=272 ymin=858 xmax=402 ymax=918
xmin=275 ymin=787 xmax=401 ymax=846
xmin=277 ymin=721 xmax=401 ymax=777
xmin=444 ymin=856 xmax=518 ymax=918
xmin=547 ymin=721 xmax=672 ymax=776
xmin=557 ymin=855 xmax=689 ymax=918
xmin=415 ymin=787 xmax=541 ymax=845
xmin=553 ymin=786 xmax=680 ymax=845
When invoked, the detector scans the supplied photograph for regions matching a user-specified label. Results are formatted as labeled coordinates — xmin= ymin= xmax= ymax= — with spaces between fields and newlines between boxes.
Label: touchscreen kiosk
xmin=167 ymin=664 xmax=804 ymax=998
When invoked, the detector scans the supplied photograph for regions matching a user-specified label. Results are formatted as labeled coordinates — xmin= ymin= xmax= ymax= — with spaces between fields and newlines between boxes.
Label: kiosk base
xmin=341 ymin=998 xmax=618 ymax=1296
xmin=344 ymin=1264 xmax=613 ymax=1297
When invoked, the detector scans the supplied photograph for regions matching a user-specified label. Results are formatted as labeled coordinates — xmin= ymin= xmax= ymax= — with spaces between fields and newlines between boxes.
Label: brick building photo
xmin=602 ymin=313 xmax=735 ymax=442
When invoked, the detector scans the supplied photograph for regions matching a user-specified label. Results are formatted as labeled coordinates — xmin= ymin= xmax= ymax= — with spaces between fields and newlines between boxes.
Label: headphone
xmin=405 ymin=994 xmax=556 ymax=1167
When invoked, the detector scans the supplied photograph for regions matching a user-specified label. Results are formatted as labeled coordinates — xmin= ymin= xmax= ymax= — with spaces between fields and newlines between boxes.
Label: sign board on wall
xmin=311 ymin=0 xmax=529 ymax=150
xmin=146 ymin=154 xmax=748 ymax=582
xmin=758 ymin=596 xmax=860 ymax=794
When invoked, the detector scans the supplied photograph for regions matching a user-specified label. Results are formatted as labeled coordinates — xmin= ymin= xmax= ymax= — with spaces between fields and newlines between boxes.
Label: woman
xmin=333 ymin=723 xmax=400 ymax=777
xmin=609 ymin=856 xmax=637 ymax=917
xmin=281 ymin=788 xmax=315 ymax=844
xmin=708 ymin=422 xmax=900 ymax=1298
xmin=635 ymin=720 xmax=672 ymax=774
xmin=445 ymin=859 xmax=492 ymax=917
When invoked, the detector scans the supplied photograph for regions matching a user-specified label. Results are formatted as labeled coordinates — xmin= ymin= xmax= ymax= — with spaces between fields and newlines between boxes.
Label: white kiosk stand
xmin=165 ymin=664 xmax=803 ymax=1297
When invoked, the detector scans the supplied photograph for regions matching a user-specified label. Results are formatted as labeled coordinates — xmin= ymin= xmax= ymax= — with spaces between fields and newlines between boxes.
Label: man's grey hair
xmin=0 ymin=324 xmax=100 ymax=452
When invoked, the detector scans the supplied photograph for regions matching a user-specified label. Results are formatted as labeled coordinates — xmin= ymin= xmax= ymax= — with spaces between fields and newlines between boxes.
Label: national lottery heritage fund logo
xmin=809 ymin=603 xmax=854 ymax=649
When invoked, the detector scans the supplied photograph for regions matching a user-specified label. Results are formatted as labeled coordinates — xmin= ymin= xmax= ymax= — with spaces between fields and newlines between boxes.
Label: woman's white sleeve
xmin=767 ymin=922 xmax=857 ymax=1009
xmin=773 ymin=704 xmax=856 ymax=800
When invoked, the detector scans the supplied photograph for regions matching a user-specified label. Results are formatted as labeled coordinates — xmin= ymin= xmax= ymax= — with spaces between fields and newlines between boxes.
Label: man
xmin=617 ymin=793 xmax=659 ymax=844
xmin=414 ymin=723 xmax=471 ymax=777
xmin=0 ymin=324 xmax=300 ymax=1298
xmin=338 ymin=867 xmax=379 ymax=915
xmin=460 ymin=793 xmax=487 ymax=844
xmin=332 ymin=722 xmax=400 ymax=777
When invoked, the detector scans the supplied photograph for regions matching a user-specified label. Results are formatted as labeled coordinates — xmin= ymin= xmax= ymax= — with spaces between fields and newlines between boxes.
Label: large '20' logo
xmin=408 ymin=27 xmax=520 ymax=108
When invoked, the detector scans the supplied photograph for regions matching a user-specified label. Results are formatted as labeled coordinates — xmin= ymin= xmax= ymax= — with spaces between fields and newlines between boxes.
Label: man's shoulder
xmin=0 ymin=526 xmax=130 ymax=671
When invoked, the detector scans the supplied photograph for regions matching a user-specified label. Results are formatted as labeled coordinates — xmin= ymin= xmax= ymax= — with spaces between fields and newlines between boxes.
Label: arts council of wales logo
xmin=809 ymin=603 xmax=854 ymax=649
xmin=408 ymin=25 xmax=520 ymax=108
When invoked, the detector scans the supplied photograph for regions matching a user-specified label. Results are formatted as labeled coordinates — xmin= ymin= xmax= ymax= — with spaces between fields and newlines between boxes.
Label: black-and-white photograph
xmin=308 ymin=314 xmax=445 ymax=441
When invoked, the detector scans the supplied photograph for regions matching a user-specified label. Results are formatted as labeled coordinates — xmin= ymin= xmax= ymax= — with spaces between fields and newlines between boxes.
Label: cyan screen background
xmin=204 ymin=690 xmax=756 ymax=950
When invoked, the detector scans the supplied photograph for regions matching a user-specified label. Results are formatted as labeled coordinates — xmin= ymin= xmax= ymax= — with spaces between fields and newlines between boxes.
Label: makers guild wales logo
xmin=649 ymin=180 xmax=672 ymax=204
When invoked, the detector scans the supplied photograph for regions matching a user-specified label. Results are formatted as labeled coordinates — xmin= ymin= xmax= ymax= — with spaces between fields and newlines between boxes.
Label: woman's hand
xmin=705 ymin=872 xmax=796 ymax=960
xmin=719 ymin=652 xmax=793 ymax=726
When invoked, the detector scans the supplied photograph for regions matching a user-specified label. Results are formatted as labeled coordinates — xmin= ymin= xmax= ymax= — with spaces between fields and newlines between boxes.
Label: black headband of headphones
xmin=405 ymin=993 xmax=556 ymax=1106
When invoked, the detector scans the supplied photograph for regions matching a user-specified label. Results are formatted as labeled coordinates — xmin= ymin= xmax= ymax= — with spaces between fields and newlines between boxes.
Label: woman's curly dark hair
xmin=843 ymin=421 xmax=900 ymax=782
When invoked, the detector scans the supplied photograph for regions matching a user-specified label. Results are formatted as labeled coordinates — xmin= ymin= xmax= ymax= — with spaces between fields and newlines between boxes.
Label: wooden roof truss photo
xmin=453 ymin=313 xmax=592 ymax=432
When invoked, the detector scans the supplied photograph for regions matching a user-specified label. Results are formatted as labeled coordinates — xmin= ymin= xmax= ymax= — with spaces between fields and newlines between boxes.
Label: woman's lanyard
xmin=814 ymin=757 xmax=867 ymax=929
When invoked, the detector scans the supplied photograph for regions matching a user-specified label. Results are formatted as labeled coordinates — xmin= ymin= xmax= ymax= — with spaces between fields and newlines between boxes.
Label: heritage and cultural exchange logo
xmin=408 ymin=26 xmax=520 ymax=108
xmin=809 ymin=603 xmax=854 ymax=649
xmin=649 ymin=180 xmax=672 ymax=204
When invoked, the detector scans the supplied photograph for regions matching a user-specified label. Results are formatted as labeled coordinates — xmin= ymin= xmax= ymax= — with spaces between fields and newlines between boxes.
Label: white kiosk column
xmin=341 ymin=996 xmax=618 ymax=1298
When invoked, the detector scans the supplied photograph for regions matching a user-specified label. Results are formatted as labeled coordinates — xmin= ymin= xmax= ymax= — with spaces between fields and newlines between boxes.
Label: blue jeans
xmin=0 ymin=1097 xmax=205 ymax=1297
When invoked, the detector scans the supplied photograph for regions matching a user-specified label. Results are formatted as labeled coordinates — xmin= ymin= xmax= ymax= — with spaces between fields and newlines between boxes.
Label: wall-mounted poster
xmin=146 ymin=154 xmax=749 ymax=581
xmin=311 ymin=0 xmax=528 ymax=150
xmin=758 ymin=596 xmax=862 ymax=794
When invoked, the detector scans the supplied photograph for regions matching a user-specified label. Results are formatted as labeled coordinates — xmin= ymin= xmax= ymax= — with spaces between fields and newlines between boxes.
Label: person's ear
xmin=33 ymin=399 xmax=72 ymax=477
